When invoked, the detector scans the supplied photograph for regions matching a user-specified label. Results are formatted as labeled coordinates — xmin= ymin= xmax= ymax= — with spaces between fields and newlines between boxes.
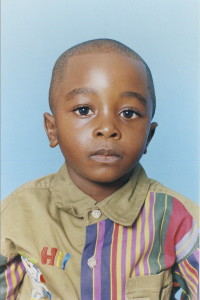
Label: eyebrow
xmin=65 ymin=88 xmax=147 ymax=106
xmin=65 ymin=87 xmax=97 ymax=100
xmin=120 ymin=91 xmax=147 ymax=106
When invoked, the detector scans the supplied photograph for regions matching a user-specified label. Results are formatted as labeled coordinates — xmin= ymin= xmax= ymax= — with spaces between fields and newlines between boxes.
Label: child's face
xmin=45 ymin=53 xmax=157 ymax=183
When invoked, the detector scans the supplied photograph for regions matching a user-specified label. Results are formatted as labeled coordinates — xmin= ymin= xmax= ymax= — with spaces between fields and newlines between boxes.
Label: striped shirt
xmin=0 ymin=163 xmax=199 ymax=300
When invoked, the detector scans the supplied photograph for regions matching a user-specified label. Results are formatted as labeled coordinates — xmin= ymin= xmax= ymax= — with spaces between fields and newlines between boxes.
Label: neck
xmin=67 ymin=165 xmax=131 ymax=202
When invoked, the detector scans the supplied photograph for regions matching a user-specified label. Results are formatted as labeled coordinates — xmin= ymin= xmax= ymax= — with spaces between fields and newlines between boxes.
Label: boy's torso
xmin=1 ymin=163 xmax=199 ymax=300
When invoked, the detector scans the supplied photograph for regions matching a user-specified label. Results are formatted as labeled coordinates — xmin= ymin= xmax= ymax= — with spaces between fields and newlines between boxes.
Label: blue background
xmin=1 ymin=0 xmax=199 ymax=203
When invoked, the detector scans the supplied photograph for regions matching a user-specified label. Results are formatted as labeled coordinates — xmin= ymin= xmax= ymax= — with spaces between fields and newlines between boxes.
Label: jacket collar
xmin=52 ymin=163 xmax=150 ymax=226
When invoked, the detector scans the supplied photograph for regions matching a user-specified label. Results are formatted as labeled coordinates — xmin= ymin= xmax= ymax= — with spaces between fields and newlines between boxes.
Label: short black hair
xmin=49 ymin=38 xmax=156 ymax=118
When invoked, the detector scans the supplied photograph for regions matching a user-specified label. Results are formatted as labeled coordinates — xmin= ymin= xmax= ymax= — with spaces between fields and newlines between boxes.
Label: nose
xmin=92 ymin=119 xmax=121 ymax=140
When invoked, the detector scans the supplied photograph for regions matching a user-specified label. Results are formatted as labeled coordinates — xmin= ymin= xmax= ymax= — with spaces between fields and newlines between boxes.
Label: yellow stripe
xmin=157 ymin=195 xmax=167 ymax=271
xmin=10 ymin=262 xmax=17 ymax=288
xmin=140 ymin=196 xmax=150 ymax=275
xmin=176 ymin=223 xmax=198 ymax=255
xmin=18 ymin=263 xmax=25 ymax=281
xmin=116 ymin=224 xmax=123 ymax=298
xmin=184 ymin=260 xmax=198 ymax=285
xmin=179 ymin=262 xmax=197 ymax=297
xmin=134 ymin=211 xmax=142 ymax=276
xmin=126 ymin=227 xmax=132 ymax=278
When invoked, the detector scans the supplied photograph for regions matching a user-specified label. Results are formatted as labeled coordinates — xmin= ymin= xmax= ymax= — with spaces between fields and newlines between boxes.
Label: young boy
xmin=0 ymin=39 xmax=199 ymax=300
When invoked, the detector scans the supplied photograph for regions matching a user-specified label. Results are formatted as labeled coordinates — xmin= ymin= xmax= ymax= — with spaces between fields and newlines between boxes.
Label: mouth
xmin=90 ymin=148 xmax=122 ymax=163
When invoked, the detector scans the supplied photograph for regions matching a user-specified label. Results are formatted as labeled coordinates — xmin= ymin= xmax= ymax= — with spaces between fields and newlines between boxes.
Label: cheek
xmin=125 ymin=124 xmax=149 ymax=147
xmin=56 ymin=126 xmax=90 ymax=158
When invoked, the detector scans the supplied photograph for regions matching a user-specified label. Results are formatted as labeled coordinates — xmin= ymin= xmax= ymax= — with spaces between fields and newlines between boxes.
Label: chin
xmin=87 ymin=171 xmax=127 ymax=184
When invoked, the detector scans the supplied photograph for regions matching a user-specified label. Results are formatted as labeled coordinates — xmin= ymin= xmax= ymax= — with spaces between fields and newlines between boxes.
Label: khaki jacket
xmin=0 ymin=163 xmax=199 ymax=300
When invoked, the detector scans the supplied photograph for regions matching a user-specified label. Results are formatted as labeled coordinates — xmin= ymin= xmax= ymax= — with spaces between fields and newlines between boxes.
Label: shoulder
xmin=1 ymin=172 xmax=56 ymax=213
xmin=148 ymin=178 xmax=199 ymax=224
xmin=145 ymin=178 xmax=199 ymax=263
xmin=0 ymin=172 xmax=58 ymax=257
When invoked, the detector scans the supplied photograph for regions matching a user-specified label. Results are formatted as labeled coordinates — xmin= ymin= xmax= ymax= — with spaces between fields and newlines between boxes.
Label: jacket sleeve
xmin=0 ymin=255 xmax=26 ymax=300
xmin=173 ymin=247 xmax=199 ymax=300
xmin=166 ymin=195 xmax=199 ymax=300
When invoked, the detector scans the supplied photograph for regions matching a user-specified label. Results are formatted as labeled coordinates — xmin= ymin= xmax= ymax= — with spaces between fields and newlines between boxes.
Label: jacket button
xmin=88 ymin=256 xmax=96 ymax=269
xmin=91 ymin=209 xmax=101 ymax=219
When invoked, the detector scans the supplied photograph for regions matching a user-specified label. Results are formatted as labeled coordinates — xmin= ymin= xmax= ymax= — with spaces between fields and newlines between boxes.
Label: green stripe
xmin=0 ymin=264 xmax=7 ymax=300
xmin=148 ymin=193 xmax=172 ymax=273
xmin=0 ymin=255 xmax=8 ymax=265
xmin=158 ymin=195 xmax=173 ymax=269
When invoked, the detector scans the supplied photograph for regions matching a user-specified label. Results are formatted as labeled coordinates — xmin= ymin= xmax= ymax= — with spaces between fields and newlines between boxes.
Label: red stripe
xmin=179 ymin=262 xmax=196 ymax=296
xmin=173 ymin=199 xmax=193 ymax=244
xmin=111 ymin=223 xmax=119 ymax=300
xmin=164 ymin=198 xmax=193 ymax=267
xmin=184 ymin=259 xmax=198 ymax=282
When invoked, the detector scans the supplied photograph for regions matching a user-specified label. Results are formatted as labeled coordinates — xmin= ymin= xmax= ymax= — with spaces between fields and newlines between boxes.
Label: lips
xmin=90 ymin=148 xmax=122 ymax=163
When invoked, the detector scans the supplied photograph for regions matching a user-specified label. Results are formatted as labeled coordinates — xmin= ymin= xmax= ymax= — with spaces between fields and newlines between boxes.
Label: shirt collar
xmin=52 ymin=163 xmax=150 ymax=226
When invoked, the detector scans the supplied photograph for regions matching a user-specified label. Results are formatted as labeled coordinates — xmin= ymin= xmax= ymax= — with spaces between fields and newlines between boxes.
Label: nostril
xmin=111 ymin=132 xmax=118 ymax=138
xmin=95 ymin=128 xmax=120 ymax=139
xmin=97 ymin=132 xmax=103 ymax=137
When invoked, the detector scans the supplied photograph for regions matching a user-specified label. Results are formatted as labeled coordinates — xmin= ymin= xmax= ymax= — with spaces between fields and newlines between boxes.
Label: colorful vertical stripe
xmin=101 ymin=219 xmax=114 ymax=299
xmin=81 ymin=224 xmax=97 ymax=299
xmin=93 ymin=221 xmax=105 ymax=300
xmin=0 ymin=256 xmax=26 ymax=300
xmin=80 ymin=192 xmax=199 ymax=300
xmin=174 ymin=249 xmax=199 ymax=299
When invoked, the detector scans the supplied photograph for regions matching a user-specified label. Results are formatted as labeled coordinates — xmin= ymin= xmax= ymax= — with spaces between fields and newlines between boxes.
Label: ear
xmin=144 ymin=122 xmax=158 ymax=154
xmin=44 ymin=113 xmax=58 ymax=148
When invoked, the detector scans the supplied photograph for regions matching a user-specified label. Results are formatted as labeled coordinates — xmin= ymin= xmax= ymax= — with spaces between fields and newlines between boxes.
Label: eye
xmin=73 ymin=106 xmax=93 ymax=116
xmin=120 ymin=109 xmax=140 ymax=119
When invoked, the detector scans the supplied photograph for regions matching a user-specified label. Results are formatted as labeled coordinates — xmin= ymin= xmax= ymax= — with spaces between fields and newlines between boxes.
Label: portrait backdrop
xmin=1 ymin=0 xmax=199 ymax=203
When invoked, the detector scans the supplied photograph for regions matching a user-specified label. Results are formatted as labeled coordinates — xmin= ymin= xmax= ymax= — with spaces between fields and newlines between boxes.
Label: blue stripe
xmin=62 ymin=253 xmax=71 ymax=270
xmin=101 ymin=219 xmax=114 ymax=300
xmin=187 ymin=252 xmax=199 ymax=274
xmin=81 ymin=223 xmax=97 ymax=300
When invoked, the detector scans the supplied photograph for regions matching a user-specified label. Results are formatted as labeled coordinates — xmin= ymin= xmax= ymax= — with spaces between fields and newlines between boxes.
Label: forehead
xmin=55 ymin=53 xmax=150 ymax=105
xmin=65 ymin=53 xmax=147 ymax=84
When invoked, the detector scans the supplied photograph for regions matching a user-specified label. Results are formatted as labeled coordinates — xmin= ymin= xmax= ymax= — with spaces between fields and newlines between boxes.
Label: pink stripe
xmin=94 ymin=221 xmax=105 ymax=300
xmin=141 ymin=204 xmax=148 ymax=274
xmin=14 ymin=261 xmax=20 ymax=284
xmin=143 ymin=192 xmax=155 ymax=275
xmin=12 ymin=261 xmax=20 ymax=299
xmin=13 ymin=260 xmax=25 ymax=298
xmin=6 ymin=262 xmax=14 ymax=298
xmin=194 ymin=248 xmax=199 ymax=264
xmin=5 ymin=257 xmax=26 ymax=299
xmin=134 ymin=204 xmax=146 ymax=276
xmin=121 ymin=227 xmax=128 ymax=300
